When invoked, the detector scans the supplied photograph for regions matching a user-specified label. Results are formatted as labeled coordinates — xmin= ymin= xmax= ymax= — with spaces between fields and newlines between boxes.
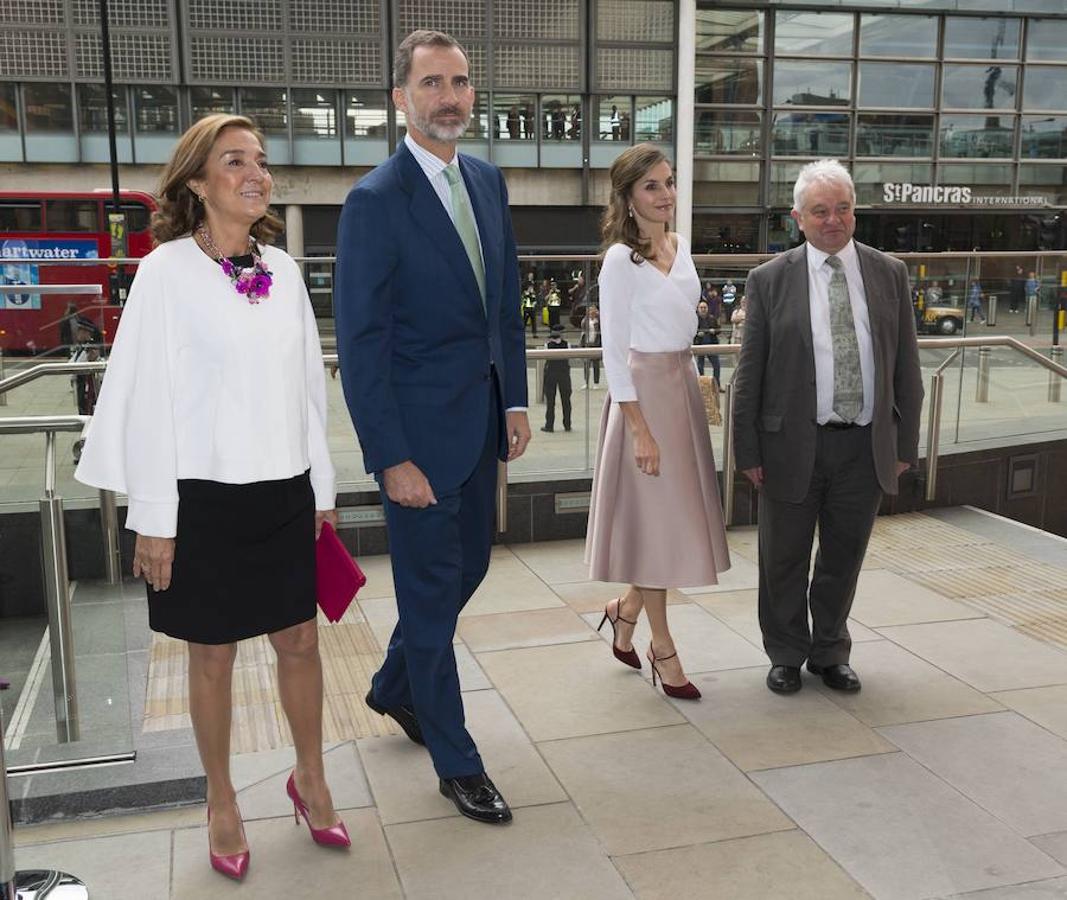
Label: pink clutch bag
xmin=315 ymin=522 xmax=366 ymax=623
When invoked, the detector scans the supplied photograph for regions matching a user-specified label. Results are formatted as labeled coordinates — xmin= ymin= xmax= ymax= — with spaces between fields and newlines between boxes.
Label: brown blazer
xmin=732 ymin=241 xmax=924 ymax=503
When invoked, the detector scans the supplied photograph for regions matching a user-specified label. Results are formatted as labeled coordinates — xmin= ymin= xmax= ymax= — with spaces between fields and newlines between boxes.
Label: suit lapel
xmin=786 ymin=244 xmax=814 ymax=363
xmin=396 ymin=145 xmax=484 ymax=309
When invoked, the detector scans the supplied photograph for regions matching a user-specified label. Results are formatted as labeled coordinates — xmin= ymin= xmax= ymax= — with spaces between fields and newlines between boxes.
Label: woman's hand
xmin=133 ymin=534 xmax=175 ymax=592
xmin=633 ymin=427 xmax=660 ymax=476
xmin=315 ymin=509 xmax=339 ymax=539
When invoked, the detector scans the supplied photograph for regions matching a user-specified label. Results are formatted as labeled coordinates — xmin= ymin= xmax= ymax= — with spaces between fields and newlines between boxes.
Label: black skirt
xmin=147 ymin=471 xmax=317 ymax=645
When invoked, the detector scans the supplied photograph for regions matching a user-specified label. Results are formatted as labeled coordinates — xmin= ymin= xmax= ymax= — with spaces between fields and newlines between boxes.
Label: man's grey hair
xmin=793 ymin=159 xmax=855 ymax=212
xmin=393 ymin=30 xmax=470 ymax=88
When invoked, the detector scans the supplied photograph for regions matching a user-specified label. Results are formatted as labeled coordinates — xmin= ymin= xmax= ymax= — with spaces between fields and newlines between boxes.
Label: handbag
xmin=315 ymin=521 xmax=366 ymax=623
xmin=697 ymin=374 xmax=722 ymax=427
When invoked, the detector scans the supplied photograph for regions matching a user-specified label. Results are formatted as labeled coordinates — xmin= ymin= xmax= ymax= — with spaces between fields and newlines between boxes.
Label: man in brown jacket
xmin=732 ymin=159 xmax=923 ymax=695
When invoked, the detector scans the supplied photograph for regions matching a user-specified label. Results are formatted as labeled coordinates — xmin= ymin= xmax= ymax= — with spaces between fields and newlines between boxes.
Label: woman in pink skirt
xmin=585 ymin=144 xmax=731 ymax=700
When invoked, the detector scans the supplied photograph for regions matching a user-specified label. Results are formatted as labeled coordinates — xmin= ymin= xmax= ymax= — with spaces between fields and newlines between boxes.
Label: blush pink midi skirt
xmin=585 ymin=349 xmax=731 ymax=588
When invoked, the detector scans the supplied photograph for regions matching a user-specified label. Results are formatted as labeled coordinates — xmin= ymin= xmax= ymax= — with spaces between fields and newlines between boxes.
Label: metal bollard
xmin=1051 ymin=346 xmax=1064 ymax=403
xmin=986 ymin=294 xmax=997 ymax=327
xmin=721 ymin=382 xmax=735 ymax=527
xmin=1027 ymin=295 xmax=1039 ymax=335
xmin=926 ymin=372 xmax=944 ymax=502
xmin=99 ymin=490 xmax=121 ymax=585
xmin=535 ymin=359 xmax=545 ymax=405
xmin=1 ymin=695 xmax=14 ymax=900
xmin=40 ymin=433 xmax=79 ymax=743
xmin=496 ymin=461 xmax=507 ymax=535
xmin=975 ymin=346 xmax=991 ymax=403
xmin=1 ymin=687 xmax=90 ymax=900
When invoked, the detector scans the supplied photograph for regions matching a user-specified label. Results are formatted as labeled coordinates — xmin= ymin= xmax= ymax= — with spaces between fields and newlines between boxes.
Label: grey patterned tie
xmin=826 ymin=255 xmax=863 ymax=422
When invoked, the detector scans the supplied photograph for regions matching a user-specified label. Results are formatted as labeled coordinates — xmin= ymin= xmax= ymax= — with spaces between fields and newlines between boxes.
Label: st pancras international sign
xmin=880 ymin=182 xmax=1052 ymax=208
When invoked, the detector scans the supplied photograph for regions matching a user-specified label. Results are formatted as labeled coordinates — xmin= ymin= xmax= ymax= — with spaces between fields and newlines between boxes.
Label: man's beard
xmin=405 ymin=96 xmax=471 ymax=141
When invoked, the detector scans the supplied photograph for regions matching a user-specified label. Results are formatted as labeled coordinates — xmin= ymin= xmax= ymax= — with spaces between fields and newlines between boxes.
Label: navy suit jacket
xmin=334 ymin=143 xmax=528 ymax=491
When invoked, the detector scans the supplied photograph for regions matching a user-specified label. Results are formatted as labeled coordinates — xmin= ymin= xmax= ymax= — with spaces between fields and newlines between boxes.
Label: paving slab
xmin=385 ymin=802 xmax=633 ymax=900
xmin=678 ymin=667 xmax=895 ymax=771
xmin=477 ymin=640 xmax=684 ymax=742
xmin=752 ymin=752 xmax=1064 ymax=900
xmin=613 ymin=830 xmax=869 ymax=900
xmin=538 ymin=724 xmax=793 ymax=855
xmin=879 ymin=712 xmax=1067 ymax=837
xmin=877 ymin=619 xmax=1067 ymax=692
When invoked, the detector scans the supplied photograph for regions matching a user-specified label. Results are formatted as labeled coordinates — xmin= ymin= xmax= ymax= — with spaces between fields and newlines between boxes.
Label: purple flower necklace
xmin=197 ymin=226 xmax=273 ymax=304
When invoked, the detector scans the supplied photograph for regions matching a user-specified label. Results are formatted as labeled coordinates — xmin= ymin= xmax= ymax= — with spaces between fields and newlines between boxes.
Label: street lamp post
xmin=99 ymin=0 xmax=128 ymax=304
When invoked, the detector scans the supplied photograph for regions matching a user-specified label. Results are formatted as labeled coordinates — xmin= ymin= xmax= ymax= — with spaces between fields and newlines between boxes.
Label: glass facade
xmin=693 ymin=5 xmax=1067 ymax=252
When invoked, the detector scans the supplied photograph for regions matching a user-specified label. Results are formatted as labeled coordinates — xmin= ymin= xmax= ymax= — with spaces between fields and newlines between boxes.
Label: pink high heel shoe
xmin=286 ymin=772 xmax=351 ymax=848
xmin=207 ymin=806 xmax=250 ymax=881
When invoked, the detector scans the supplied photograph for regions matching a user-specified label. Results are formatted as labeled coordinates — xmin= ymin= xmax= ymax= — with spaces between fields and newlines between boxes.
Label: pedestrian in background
xmin=542 ymin=323 xmax=572 ymax=432
xmin=694 ymin=298 xmax=720 ymax=383
xmin=580 ymin=304 xmax=602 ymax=388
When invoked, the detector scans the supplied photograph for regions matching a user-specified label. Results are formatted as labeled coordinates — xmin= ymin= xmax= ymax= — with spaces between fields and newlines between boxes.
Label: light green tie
xmin=442 ymin=164 xmax=486 ymax=307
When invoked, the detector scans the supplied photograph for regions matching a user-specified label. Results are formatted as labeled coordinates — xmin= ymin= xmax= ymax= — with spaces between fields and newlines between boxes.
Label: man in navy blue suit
xmin=334 ymin=30 xmax=530 ymax=824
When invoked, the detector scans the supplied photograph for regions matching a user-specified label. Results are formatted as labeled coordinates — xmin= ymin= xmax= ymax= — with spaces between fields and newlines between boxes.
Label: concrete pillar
xmin=675 ymin=0 xmax=696 ymax=244
xmin=285 ymin=204 xmax=305 ymax=266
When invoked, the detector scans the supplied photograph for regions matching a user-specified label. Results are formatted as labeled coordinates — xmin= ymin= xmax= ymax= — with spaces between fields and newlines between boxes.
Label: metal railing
xmin=3 ymin=337 xmax=1065 ymax=520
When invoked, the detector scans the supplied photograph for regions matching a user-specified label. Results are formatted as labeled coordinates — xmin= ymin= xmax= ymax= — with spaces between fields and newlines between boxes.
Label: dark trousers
xmin=544 ymin=370 xmax=571 ymax=430
xmin=696 ymin=350 xmax=720 ymax=382
xmin=757 ymin=425 xmax=882 ymax=668
xmin=547 ymin=306 xmax=561 ymax=328
xmin=523 ymin=308 xmax=538 ymax=335
xmin=373 ymin=408 xmax=498 ymax=779
xmin=583 ymin=358 xmax=600 ymax=385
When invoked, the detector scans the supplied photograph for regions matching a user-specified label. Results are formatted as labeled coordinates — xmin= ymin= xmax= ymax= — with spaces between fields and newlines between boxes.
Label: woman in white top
xmin=586 ymin=144 xmax=731 ymax=700
xmin=76 ymin=114 xmax=349 ymax=879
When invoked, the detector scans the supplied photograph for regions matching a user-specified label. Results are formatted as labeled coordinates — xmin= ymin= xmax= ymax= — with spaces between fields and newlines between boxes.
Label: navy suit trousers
xmin=371 ymin=406 xmax=498 ymax=780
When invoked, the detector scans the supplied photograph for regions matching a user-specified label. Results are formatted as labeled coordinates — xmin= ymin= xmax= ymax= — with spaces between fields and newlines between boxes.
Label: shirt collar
xmin=806 ymin=238 xmax=857 ymax=273
xmin=404 ymin=133 xmax=457 ymax=181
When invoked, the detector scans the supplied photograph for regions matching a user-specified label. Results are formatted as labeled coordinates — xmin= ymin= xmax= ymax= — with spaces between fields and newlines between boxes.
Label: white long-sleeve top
xmin=597 ymin=236 xmax=701 ymax=402
xmin=75 ymin=236 xmax=336 ymax=538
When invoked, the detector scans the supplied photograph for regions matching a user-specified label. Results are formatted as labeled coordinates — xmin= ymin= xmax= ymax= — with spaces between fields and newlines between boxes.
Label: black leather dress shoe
xmin=766 ymin=665 xmax=802 ymax=694
xmin=439 ymin=773 xmax=512 ymax=824
xmin=364 ymin=690 xmax=425 ymax=745
xmin=807 ymin=662 xmax=861 ymax=692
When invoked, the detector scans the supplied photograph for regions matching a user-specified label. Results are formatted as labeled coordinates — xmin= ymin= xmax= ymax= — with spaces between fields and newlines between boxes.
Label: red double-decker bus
xmin=0 ymin=189 xmax=157 ymax=355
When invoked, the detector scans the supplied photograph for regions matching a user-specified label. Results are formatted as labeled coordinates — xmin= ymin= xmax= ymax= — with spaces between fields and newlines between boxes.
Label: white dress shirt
xmin=75 ymin=237 xmax=336 ymax=538
xmin=404 ymin=133 xmax=484 ymax=271
xmin=404 ymin=133 xmax=525 ymax=412
xmin=805 ymin=239 xmax=875 ymax=426
xmin=598 ymin=236 xmax=701 ymax=402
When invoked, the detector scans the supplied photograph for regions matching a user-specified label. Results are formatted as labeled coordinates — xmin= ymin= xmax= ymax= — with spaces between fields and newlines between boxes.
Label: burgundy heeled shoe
xmin=286 ymin=772 xmax=351 ymax=848
xmin=207 ymin=806 xmax=250 ymax=881
xmin=597 ymin=597 xmax=641 ymax=669
xmin=648 ymin=645 xmax=701 ymax=700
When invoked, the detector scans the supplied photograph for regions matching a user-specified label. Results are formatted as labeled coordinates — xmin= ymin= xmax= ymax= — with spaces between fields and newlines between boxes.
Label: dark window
xmin=45 ymin=200 xmax=99 ymax=232
xmin=119 ymin=202 xmax=151 ymax=233
xmin=0 ymin=201 xmax=43 ymax=232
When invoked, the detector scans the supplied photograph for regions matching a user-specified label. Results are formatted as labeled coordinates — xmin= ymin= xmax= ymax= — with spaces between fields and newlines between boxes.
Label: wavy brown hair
xmin=600 ymin=143 xmax=670 ymax=265
xmin=151 ymin=113 xmax=283 ymax=245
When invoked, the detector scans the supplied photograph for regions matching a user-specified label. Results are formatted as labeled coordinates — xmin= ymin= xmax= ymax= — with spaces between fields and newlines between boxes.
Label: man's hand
xmin=315 ymin=509 xmax=339 ymax=539
xmin=742 ymin=466 xmax=764 ymax=487
xmin=895 ymin=460 xmax=911 ymax=476
xmin=505 ymin=410 xmax=532 ymax=461
xmin=383 ymin=461 xmax=437 ymax=508
xmin=133 ymin=534 xmax=175 ymax=592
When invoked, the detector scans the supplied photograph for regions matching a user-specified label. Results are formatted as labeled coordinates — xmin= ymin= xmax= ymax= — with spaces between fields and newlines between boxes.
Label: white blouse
xmin=597 ymin=235 xmax=701 ymax=402
xmin=75 ymin=237 xmax=336 ymax=538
